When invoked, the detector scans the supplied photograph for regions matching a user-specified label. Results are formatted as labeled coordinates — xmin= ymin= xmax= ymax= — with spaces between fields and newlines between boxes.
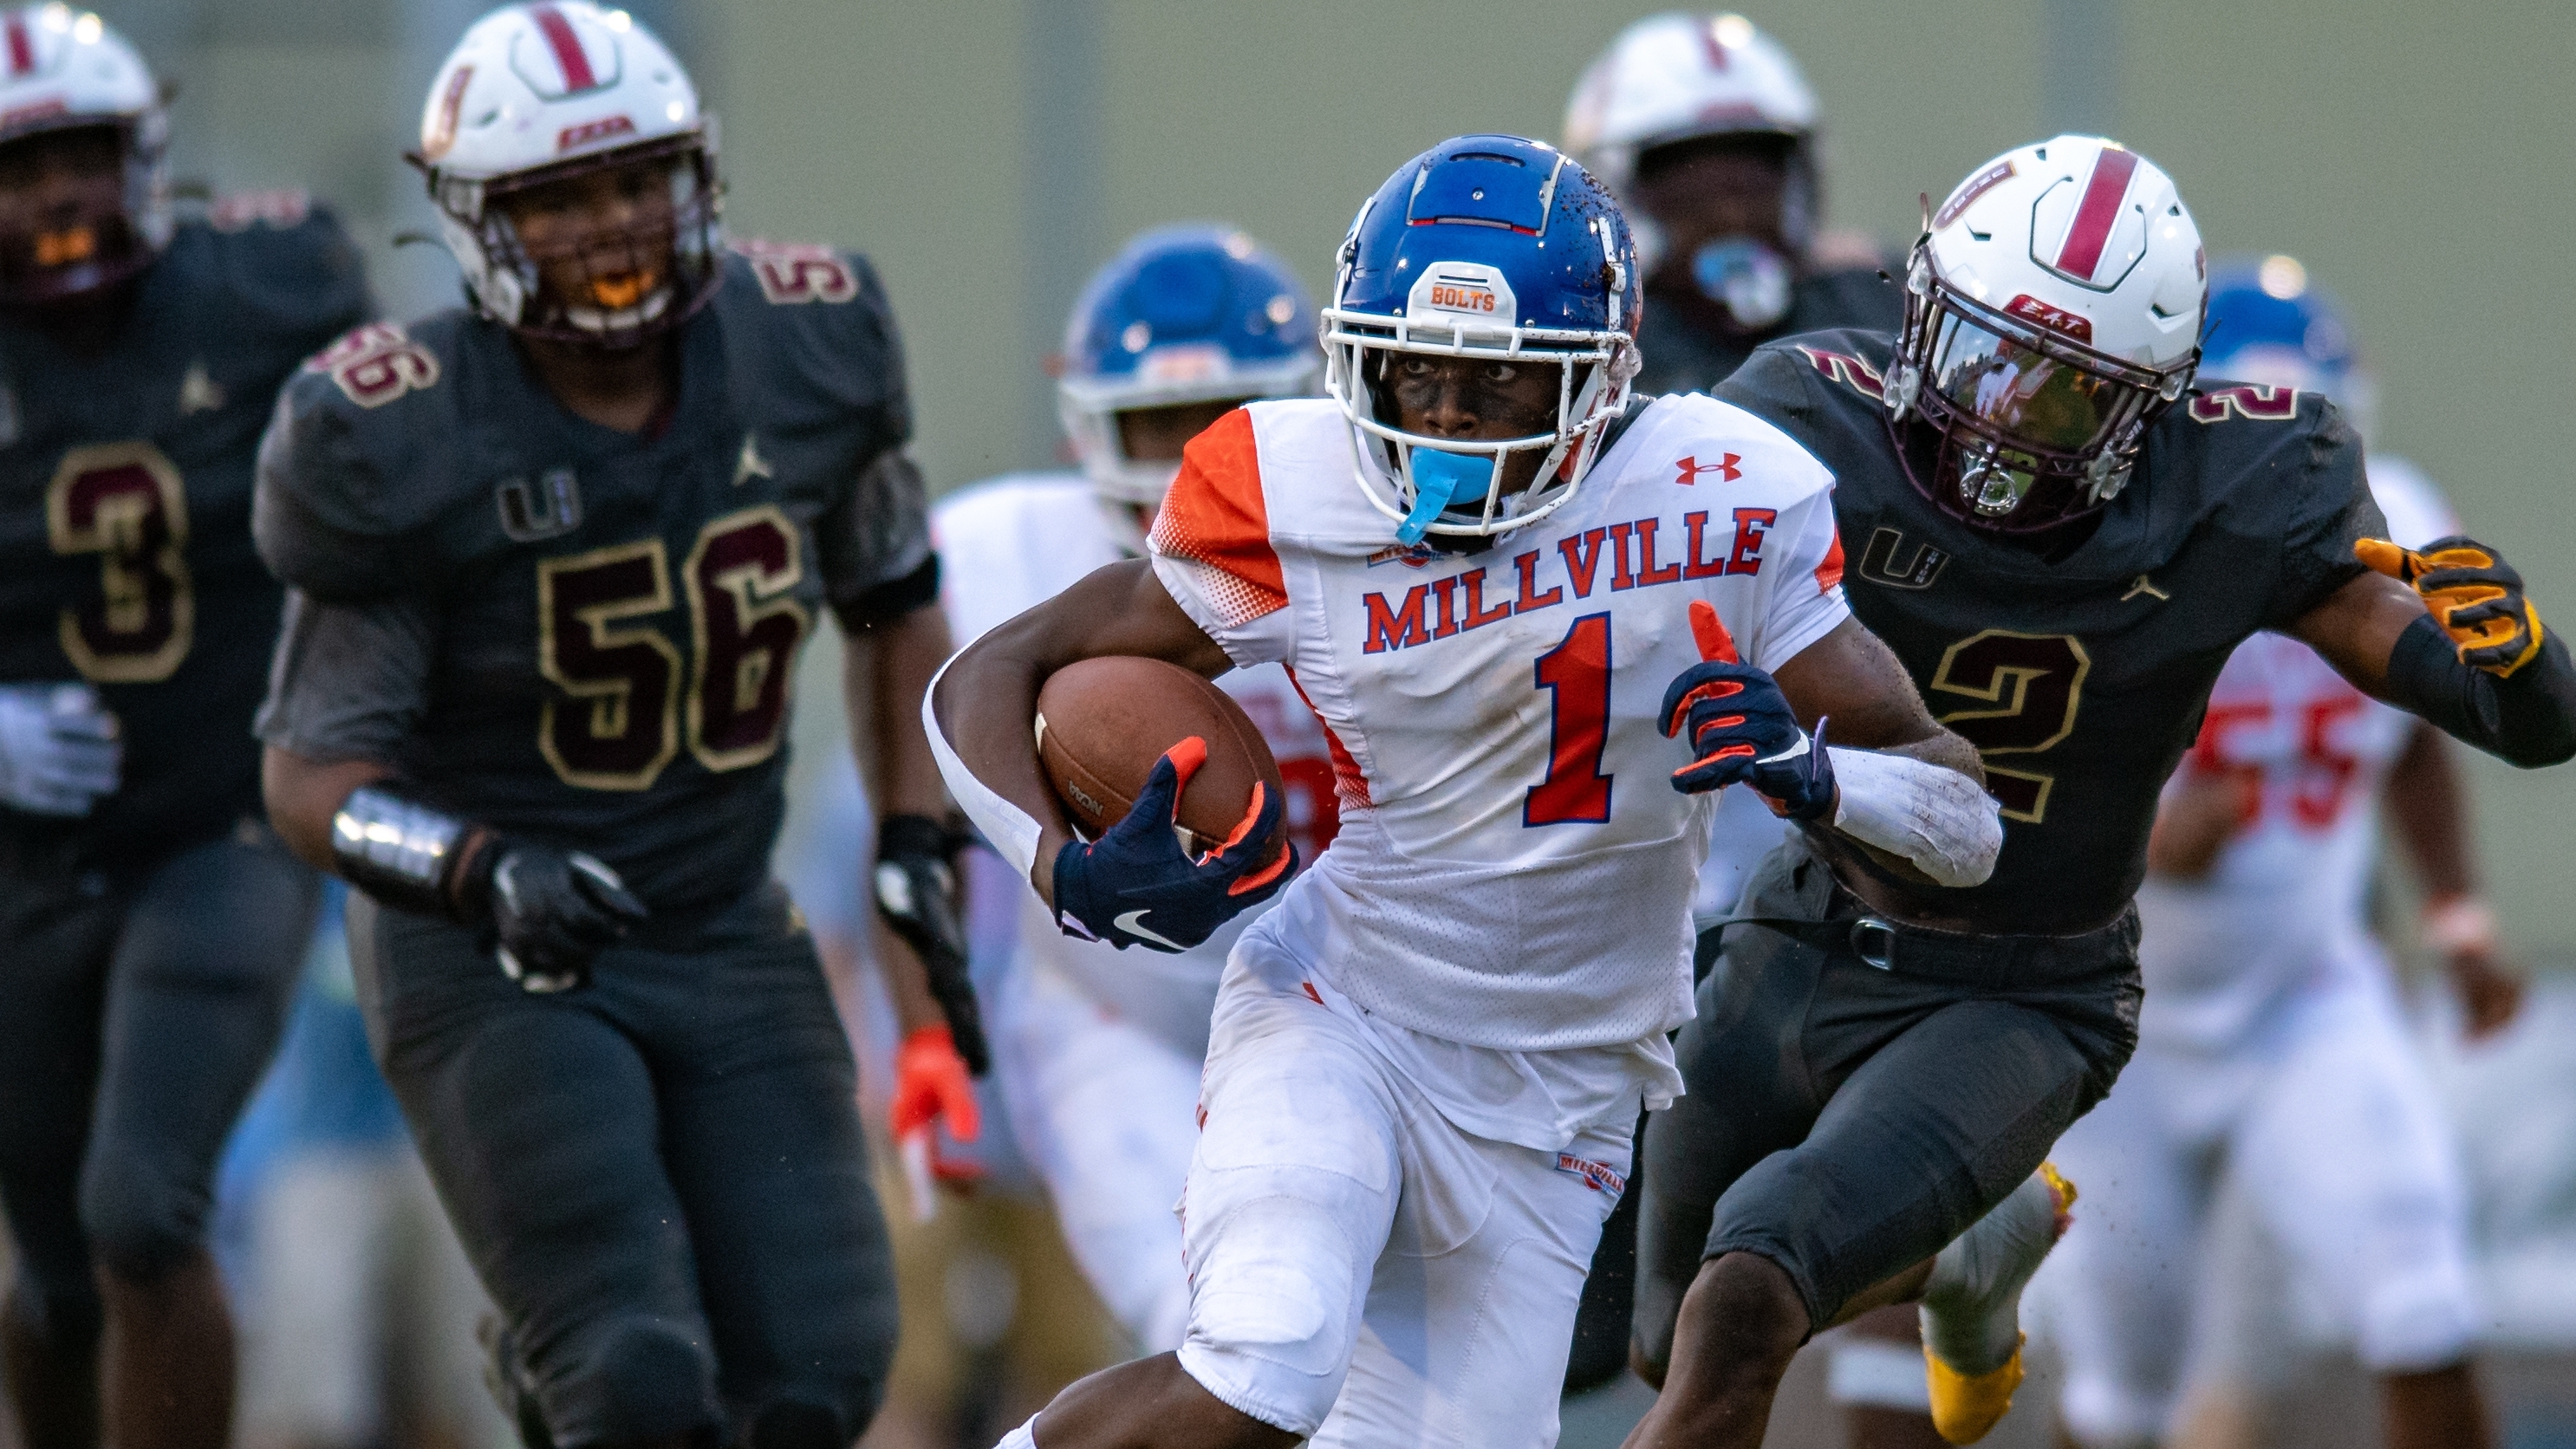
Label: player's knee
xmin=76 ymin=1149 xmax=204 ymax=1283
xmin=550 ymin=1317 xmax=721 ymax=1444
xmin=1181 ymin=1192 xmax=1372 ymax=1434
xmin=745 ymin=1397 xmax=855 ymax=1449
xmin=1678 ymin=1253 xmax=1810 ymax=1371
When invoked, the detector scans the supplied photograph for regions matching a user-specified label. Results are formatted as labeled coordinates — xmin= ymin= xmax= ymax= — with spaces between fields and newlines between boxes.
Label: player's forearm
xmin=2382 ymin=614 xmax=2576 ymax=768
xmin=849 ymin=601 xmax=954 ymax=821
xmin=2385 ymin=721 xmax=2479 ymax=899
xmin=930 ymin=614 xmax=1083 ymax=901
xmin=261 ymin=746 xmax=394 ymax=872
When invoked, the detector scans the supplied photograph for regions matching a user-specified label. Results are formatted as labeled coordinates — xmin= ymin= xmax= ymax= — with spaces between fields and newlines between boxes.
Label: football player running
xmin=2043 ymin=257 xmax=2512 ymax=1449
xmin=252 ymin=6 xmax=973 ymax=1446
xmin=0 ymin=8 xmax=368 ymax=1446
xmin=929 ymin=134 xmax=2000 ymax=1449
xmin=934 ymin=224 xmax=1341 ymax=1352
xmin=1557 ymin=11 xmax=1908 ymax=1391
xmin=1630 ymin=137 xmax=2576 ymax=1449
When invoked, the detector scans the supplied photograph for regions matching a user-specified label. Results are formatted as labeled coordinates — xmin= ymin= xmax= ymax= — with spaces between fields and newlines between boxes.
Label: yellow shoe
xmin=1924 ymin=1335 xmax=2026 ymax=1446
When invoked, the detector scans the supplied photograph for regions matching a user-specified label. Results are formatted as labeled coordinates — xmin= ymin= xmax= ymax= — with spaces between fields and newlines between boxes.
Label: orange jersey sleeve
xmin=1150 ymin=406 xmax=1288 ymax=627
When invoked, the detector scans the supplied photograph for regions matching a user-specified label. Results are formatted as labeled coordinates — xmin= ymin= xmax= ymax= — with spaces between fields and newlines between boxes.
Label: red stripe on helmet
xmin=2053 ymin=146 xmax=2138 ymax=282
xmin=527 ymin=4 xmax=597 ymax=93
xmin=6 ymin=16 xmax=34 ymax=75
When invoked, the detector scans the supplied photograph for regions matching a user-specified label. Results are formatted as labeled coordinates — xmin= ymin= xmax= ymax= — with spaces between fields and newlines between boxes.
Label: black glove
xmin=875 ymin=812 xmax=991 ymax=1075
xmin=460 ymin=838 xmax=648 ymax=993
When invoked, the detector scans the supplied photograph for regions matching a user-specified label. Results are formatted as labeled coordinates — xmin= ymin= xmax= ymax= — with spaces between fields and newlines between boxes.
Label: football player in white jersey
xmin=2043 ymin=257 xmax=2518 ymax=1449
xmin=932 ymin=224 xmax=1339 ymax=1352
xmin=927 ymin=134 xmax=2000 ymax=1449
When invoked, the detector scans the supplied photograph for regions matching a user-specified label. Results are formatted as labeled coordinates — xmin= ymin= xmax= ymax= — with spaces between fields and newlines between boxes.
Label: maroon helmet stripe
xmin=6 ymin=15 xmax=33 ymax=75
xmin=2053 ymin=146 xmax=2138 ymax=282
xmin=527 ymin=4 xmax=596 ymax=92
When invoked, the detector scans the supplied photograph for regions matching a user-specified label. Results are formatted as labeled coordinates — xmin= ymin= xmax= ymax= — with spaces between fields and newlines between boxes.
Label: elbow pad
xmin=1825 ymin=747 xmax=2005 ymax=888
xmin=331 ymin=783 xmax=479 ymax=918
xmin=2384 ymin=613 xmax=2576 ymax=768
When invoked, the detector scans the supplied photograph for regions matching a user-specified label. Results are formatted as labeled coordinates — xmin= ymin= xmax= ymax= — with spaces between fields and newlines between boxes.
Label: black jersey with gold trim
xmin=254 ymin=244 xmax=928 ymax=912
xmin=0 ymin=199 xmax=368 ymax=865
xmin=1715 ymin=328 xmax=2385 ymax=932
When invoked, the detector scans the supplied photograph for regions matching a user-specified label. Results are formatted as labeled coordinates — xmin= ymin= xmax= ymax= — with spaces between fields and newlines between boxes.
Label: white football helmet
xmin=1885 ymin=135 xmax=2204 ymax=532
xmin=414 ymin=2 xmax=719 ymax=346
xmin=0 ymin=3 xmax=167 ymax=303
xmin=1561 ymin=12 xmax=1818 ymax=268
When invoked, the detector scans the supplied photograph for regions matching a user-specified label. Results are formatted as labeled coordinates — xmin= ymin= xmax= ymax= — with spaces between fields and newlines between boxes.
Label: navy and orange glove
xmin=890 ymin=1024 xmax=983 ymax=1193
xmin=2358 ymin=535 xmax=2547 ymax=678
xmin=1660 ymin=599 xmax=1837 ymax=822
xmin=1051 ymin=736 xmax=1295 ymax=952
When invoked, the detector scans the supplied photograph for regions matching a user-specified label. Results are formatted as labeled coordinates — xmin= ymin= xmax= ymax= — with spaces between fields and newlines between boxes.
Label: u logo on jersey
xmin=497 ymin=468 xmax=582 ymax=543
xmin=1856 ymin=527 xmax=1948 ymax=590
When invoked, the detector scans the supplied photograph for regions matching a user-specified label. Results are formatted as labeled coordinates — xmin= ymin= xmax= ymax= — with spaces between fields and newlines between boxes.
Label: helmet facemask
xmin=0 ymin=114 xmax=167 ymax=307
xmin=1323 ymin=238 xmax=1638 ymax=544
xmin=428 ymin=132 xmax=721 ymax=350
xmin=1887 ymin=238 xmax=2195 ymax=534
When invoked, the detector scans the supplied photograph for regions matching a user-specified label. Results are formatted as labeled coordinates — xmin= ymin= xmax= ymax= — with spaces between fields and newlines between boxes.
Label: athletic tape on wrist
xmin=1828 ymin=747 xmax=2004 ymax=888
xmin=331 ymin=784 xmax=471 ymax=916
xmin=920 ymin=655 xmax=1044 ymax=885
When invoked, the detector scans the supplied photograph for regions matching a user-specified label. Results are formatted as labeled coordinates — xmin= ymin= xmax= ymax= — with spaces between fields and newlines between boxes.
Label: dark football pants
xmin=0 ymin=820 xmax=315 ymax=1352
xmin=350 ymin=882 xmax=897 ymax=1449
xmin=1632 ymin=845 xmax=2141 ymax=1373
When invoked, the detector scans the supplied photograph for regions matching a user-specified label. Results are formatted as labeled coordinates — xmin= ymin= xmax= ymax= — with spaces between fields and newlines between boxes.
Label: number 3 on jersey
xmin=47 ymin=442 xmax=192 ymax=683
xmin=535 ymin=505 xmax=810 ymax=790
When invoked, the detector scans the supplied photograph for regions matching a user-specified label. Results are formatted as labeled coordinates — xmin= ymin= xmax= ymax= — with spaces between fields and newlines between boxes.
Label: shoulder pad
xmin=712 ymin=242 xmax=911 ymax=487
xmin=179 ymin=200 xmax=373 ymax=352
xmin=254 ymin=315 xmax=472 ymax=601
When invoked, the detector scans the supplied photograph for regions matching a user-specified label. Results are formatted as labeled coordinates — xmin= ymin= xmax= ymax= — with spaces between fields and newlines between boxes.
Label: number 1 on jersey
xmin=1526 ymin=613 xmax=1613 ymax=826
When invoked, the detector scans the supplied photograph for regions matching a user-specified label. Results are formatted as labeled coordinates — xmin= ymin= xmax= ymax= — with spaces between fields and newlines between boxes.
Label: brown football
xmin=1035 ymin=656 xmax=1287 ymax=867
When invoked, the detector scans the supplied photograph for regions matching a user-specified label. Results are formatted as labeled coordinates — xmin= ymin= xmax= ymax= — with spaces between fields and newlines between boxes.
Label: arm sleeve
xmin=253 ymin=589 xmax=435 ymax=764
xmin=2381 ymin=612 xmax=2576 ymax=768
xmin=819 ymin=447 xmax=938 ymax=628
xmin=2261 ymin=405 xmax=2390 ymax=630
xmin=1749 ymin=486 xmax=1853 ymax=673
xmin=1147 ymin=408 xmax=1296 ymax=667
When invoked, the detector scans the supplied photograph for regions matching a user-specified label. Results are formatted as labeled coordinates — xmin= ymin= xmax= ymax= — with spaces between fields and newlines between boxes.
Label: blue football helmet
xmin=1323 ymin=134 xmax=1642 ymax=543
xmin=2201 ymin=253 xmax=2376 ymax=442
xmin=1058 ymin=224 xmax=1319 ymax=505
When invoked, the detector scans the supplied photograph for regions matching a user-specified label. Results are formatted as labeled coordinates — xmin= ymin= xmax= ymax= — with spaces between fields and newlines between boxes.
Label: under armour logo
xmin=2122 ymin=574 xmax=2170 ymax=602
xmin=733 ymin=432 xmax=773 ymax=487
xmin=1675 ymin=453 xmax=1741 ymax=486
xmin=178 ymin=361 xmax=225 ymax=416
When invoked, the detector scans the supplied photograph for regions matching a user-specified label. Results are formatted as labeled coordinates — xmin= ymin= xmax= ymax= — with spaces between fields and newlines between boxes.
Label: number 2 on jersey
xmin=1929 ymin=630 xmax=2090 ymax=823
xmin=536 ymin=505 xmax=810 ymax=790
xmin=1526 ymin=613 xmax=1614 ymax=826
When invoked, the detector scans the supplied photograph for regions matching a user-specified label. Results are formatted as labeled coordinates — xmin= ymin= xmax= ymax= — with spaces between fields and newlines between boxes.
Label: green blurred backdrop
xmin=135 ymin=0 xmax=2576 ymax=954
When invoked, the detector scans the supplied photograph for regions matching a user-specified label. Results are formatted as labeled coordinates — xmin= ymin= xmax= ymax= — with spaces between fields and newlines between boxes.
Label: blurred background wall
xmin=116 ymin=0 xmax=2575 ymax=952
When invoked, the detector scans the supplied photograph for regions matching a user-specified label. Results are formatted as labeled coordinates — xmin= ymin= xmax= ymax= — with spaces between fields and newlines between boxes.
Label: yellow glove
xmin=2357 ymin=535 xmax=2547 ymax=678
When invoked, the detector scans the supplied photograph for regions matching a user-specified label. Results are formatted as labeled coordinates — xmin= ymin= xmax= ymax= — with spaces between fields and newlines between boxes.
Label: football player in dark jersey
xmin=1627 ymin=136 xmax=2576 ymax=1449
xmin=1561 ymin=12 xmax=1901 ymax=401
xmin=250 ymin=7 xmax=975 ymax=1447
xmin=0 ymin=9 xmax=369 ymax=1447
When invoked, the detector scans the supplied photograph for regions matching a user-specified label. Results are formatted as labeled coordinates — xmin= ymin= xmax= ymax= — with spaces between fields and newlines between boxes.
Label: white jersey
xmin=1150 ymin=396 xmax=1851 ymax=1052
xmin=933 ymin=472 xmax=1340 ymax=1051
xmin=2136 ymin=457 xmax=2459 ymax=1052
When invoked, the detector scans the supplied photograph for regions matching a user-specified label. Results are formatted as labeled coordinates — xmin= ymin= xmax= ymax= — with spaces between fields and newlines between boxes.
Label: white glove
xmin=1826 ymin=746 xmax=2003 ymax=888
xmin=0 ymin=683 xmax=123 ymax=816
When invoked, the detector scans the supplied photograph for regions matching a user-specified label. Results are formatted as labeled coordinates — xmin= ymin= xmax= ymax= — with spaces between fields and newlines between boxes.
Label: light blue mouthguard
xmin=1395 ymin=449 xmax=1496 ymax=545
